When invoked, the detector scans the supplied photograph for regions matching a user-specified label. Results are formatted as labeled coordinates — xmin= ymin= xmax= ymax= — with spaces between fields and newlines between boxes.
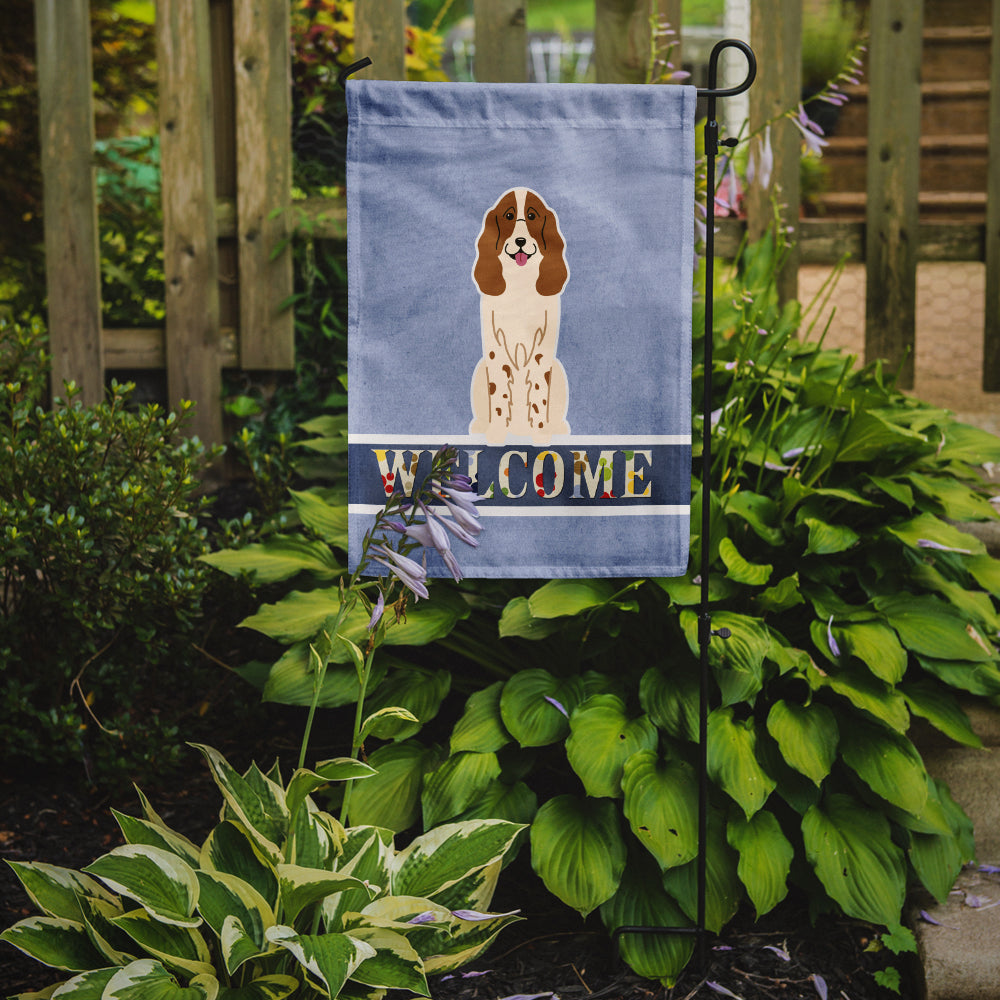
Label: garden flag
xmin=346 ymin=80 xmax=696 ymax=578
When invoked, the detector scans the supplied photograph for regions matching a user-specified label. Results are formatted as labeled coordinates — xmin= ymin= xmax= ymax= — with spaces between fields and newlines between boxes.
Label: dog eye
xmin=504 ymin=209 xmax=515 ymax=221
xmin=526 ymin=209 xmax=537 ymax=220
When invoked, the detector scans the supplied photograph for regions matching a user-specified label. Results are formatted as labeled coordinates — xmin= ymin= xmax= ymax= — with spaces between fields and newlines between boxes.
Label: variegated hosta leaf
xmin=727 ymin=810 xmax=793 ymax=918
xmin=83 ymin=846 xmax=200 ymax=928
xmin=529 ymin=795 xmax=626 ymax=917
xmin=102 ymin=958 xmax=218 ymax=999
xmin=499 ymin=669 xmax=585 ymax=747
xmin=765 ymin=700 xmax=838 ymax=786
xmin=420 ymin=751 xmax=502 ymax=829
xmin=424 ymin=859 xmax=501 ymax=915
xmin=277 ymin=865 xmax=376 ymax=925
xmin=599 ymin=854 xmax=694 ymax=987
xmin=45 ymin=966 xmax=118 ymax=997
xmin=838 ymin=718 xmax=929 ymax=817
xmin=288 ymin=802 xmax=343 ymax=870
xmin=347 ymin=740 xmax=443 ymax=832
xmin=0 ymin=916 xmax=107 ymax=971
xmin=200 ymin=822 xmax=278 ymax=910
xmin=323 ymin=829 xmax=393 ymax=931
xmin=265 ymin=925 xmax=375 ymax=998
xmin=661 ymin=810 xmax=742 ymax=934
xmin=214 ymin=974 xmax=299 ymax=1000
xmin=802 ymin=793 xmax=906 ymax=926
xmin=344 ymin=926 xmax=429 ymax=995
xmin=420 ymin=906 xmax=523 ymax=975
xmin=285 ymin=760 xmax=376 ymax=823
xmin=191 ymin=745 xmax=287 ymax=863
xmin=195 ymin=871 xmax=274 ymax=974
xmin=707 ymin=707 xmax=776 ymax=819
xmin=450 ymin=681 xmax=511 ymax=754
xmin=391 ymin=820 xmax=524 ymax=901
xmin=77 ymin=894 xmax=136 ymax=966
xmin=565 ymin=695 xmax=658 ymax=798
xmin=110 ymin=908 xmax=214 ymax=979
xmin=112 ymin=811 xmax=202 ymax=868
xmin=621 ymin=751 xmax=699 ymax=871
xmin=4 ymin=861 xmax=118 ymax=922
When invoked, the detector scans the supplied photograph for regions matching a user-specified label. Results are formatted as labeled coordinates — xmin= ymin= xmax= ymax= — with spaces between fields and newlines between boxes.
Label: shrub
xmin=1 ymin=743 xmax=524 ymax=997
xmin=0 ymin=317 xmax=219 ymax=783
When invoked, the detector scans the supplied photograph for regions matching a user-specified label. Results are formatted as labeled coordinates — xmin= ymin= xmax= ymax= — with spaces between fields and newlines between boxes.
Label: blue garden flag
xmin=347 ymin=80 xmax=696 ymax=578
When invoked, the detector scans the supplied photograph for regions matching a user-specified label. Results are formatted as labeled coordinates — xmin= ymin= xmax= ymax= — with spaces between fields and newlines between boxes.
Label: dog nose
xmin=515 ymin=237 xmax=526 ymax=247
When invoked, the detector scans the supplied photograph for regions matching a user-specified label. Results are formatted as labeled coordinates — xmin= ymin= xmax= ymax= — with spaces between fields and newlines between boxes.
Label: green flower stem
xmin=340 ymin=644 xmax=377 ymax=826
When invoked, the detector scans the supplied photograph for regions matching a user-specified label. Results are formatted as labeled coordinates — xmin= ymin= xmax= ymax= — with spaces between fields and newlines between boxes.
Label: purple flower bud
xmin=827 ymin=616 xmax=841 ymax=658
xmin=812 ymin=974 xmax=828 ymax=1000
xmin=407 ymin=911 xmax=437 ymax=925
xmin=917 ymin=539 xmax=972 ymax=554
xmin=544 ymin=695 xmax=569 ymax=718
xmin=367 ymin=591 xmax=385 ymax=631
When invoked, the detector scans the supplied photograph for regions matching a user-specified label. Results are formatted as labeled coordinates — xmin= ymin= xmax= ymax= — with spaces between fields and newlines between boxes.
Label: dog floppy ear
xmin=533 ymin=194 xmax=568 ymax=296
xmin=473 ymin=195 xmax=509 ymax=296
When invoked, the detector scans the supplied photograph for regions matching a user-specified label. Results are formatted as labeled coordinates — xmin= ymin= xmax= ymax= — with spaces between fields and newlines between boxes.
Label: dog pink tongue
xmin=515 ymin=251 xmax=528 ymax=266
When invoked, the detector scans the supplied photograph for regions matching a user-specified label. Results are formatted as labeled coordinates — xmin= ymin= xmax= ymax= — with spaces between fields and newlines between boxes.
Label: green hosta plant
xmin=1 ymin=743 xmax=523 ymax=999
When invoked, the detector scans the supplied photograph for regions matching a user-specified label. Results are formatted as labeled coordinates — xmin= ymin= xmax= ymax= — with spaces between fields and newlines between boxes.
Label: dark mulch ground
xmin=1 ymin=733 xmax=915 ymax=1000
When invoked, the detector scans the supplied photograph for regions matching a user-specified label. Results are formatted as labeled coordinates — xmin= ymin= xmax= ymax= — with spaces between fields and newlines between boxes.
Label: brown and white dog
xmin=470 ymin=187 xmax=570 ymax=445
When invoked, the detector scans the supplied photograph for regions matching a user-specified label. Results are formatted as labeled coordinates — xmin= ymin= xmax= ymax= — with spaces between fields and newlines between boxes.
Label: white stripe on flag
xmin=348 ymin=434 xmax=691 ymax=446
xmin=349 ymin=504 xmax=689 ymax=517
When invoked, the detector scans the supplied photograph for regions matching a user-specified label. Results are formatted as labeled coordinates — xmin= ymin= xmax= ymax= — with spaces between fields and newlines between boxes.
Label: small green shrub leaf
xmin=727 ymin=810 xmax=793 ymax=917
xmin=566 ymin=695 xmax=658 ymax=798
xmin=450 ymin=682 xmax=511 ymax=754
xmin=765 ymin=700 xmax=838 ymax=786
xmin=288 ymin=488 xmax=348 ymax=547
xmin=499 ymin=670 xmax=584 ymax=747
xmin=802 ymin=794 xmax=905 ymax=926
xmin=707 ymin=708 xmax=776 ymax=818
xmin=530 ymin=795 xmax=626 ymax=916
xmin=621 ymin=751 xmax=699 ymax=870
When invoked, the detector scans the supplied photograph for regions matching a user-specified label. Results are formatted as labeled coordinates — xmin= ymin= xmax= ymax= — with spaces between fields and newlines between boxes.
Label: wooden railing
xmin=32 ymin=0 xmax=1000 ymax=444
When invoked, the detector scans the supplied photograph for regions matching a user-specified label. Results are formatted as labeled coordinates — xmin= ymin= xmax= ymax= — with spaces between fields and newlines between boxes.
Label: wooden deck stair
xmin=814 ymin=2 xmax=992 ymax=222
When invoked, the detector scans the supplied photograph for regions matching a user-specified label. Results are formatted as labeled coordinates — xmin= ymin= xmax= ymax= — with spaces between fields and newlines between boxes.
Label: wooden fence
xmin=33 ymin=0 xmax=1000 ymax=445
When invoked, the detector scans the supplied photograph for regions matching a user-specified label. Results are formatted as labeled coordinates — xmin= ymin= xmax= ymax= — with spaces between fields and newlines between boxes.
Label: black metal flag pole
xmin=340 ymin=41 xmax=758 ymax=973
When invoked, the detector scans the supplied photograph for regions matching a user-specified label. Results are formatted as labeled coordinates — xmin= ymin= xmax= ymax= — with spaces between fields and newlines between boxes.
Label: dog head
xmin=473 ymin=187 xmax=568 ymax=297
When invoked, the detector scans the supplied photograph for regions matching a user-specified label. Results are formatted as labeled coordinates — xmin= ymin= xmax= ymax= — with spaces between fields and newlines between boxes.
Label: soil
xmin=0 ymin=729 xmax=913 ymax=1000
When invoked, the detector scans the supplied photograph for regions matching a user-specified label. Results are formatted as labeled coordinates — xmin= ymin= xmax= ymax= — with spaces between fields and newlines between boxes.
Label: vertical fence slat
xmin=746 ymin=0 xmax=801 ymax=304
xmin=595 ymin=0 xmax=652 ymax=84
xmin=355 ymin=0 xmax=406 ymax=80
xmin=660 ymin=0 xmax=682 ymax=69
xmin=34 ymin=0 xmax=103 ymax=405
xmin=865 ymin=0 xmax=923 ymax=389
xmin=157 ymin=0 xmax=223 ymax=445
xmin=474 ymin=0 xmax=527 ymax=82
xmin=233 ymin=0 xmax=294 ymax=369
xmin=983 ymin=0 xmax=1000 ymax=390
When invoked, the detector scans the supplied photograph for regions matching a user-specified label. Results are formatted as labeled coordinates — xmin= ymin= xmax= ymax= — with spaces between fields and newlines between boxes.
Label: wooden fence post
xmin=594 ymin=0 xmax=652 ymax=84
xmin=157 ymin=0 xmax=223 ymax=445
xmin=983 ymin=0 xmax=1000 ymax=390
xmin=865 ymin=0 xmax=923 ymax=389
xmin=233 ymin=0 xmax=294 ymax=370
xmin=474 ymin=0 xmax=527 ymax=83
xmin=34 ymin=0 xmax=104 ymax=405
xmin=746 ymin=0 xmax=801 ymax=306
xmin=354 ymin=0 xmax=407 ymax=80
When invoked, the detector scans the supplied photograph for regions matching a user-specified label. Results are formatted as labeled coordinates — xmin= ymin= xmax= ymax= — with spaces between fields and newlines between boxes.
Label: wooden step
xmin=813 ymin=190 xmax=987 ymax=222
xmin=922 ymin=25 xmax=992 ymax=82
xmin=831 ymin=80 xmax=991 ymax=138
xmin=822 ymin=134 xmax=988 ymax=193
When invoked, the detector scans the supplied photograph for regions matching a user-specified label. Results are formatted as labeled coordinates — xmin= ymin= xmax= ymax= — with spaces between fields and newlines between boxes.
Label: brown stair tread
xmin=845 ymin=79 xmax=991 ymax=101
xmin=824 ymin=134 xmax=989 ymax=153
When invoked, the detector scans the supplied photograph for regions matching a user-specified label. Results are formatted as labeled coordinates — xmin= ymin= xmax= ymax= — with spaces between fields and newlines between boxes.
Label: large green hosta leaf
xmin=727 ymin=810 xmax=793 ymax=918
xmin=639 ymin=664 xmax=699 ymax=742
xmin=680 ymin=610 xmax=771 ymax=706
xmin=707 ymin=708 xmax=775 ymax=818
xmin=199 ymin=535 xmax=341 ymax=584
xmin=530 ymin=795 xmax=626 ymax=917
xmin=288 ymin=488 xmax=349 ymax=547
xmin=900 ymin=680 xmax=982 ymax=748
xmin=527 ymin=578 xmax=618 ymax=617
xmin=499 ymin=670 xmax=585 ymax=747
xmin=600 ymin=853 xmax=694 ymax=987
xmin=346 ymin=740 xmax=442 ymax=832
xmin=831 ymin=621 xmax=907 ymax=684
xmin=718 ymin=537 xmax=773 ymax=586
xmin=802 ymin=793 xmax=906 ymax=926
xmin=886 ymin=512 xmax=985 ymax=556
xmin=874 ymin=593 xmax=996 ymax=662
xmin=421 ymin=751 xmax=502 ymax=828
xmin=450 ymin=681 xmax=511 ymax=754
xmin=838 ymin=718 xmax=929 ymax=817
xmin=566 ymin=695 xmax=658 ymax=798
xmin=621 ymin=751 xmax=699 ymax=871
xmin=362 ymin=666 xmax=451 ymax=741
xmin=765 ymin=700 xmax=838 ymax=786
